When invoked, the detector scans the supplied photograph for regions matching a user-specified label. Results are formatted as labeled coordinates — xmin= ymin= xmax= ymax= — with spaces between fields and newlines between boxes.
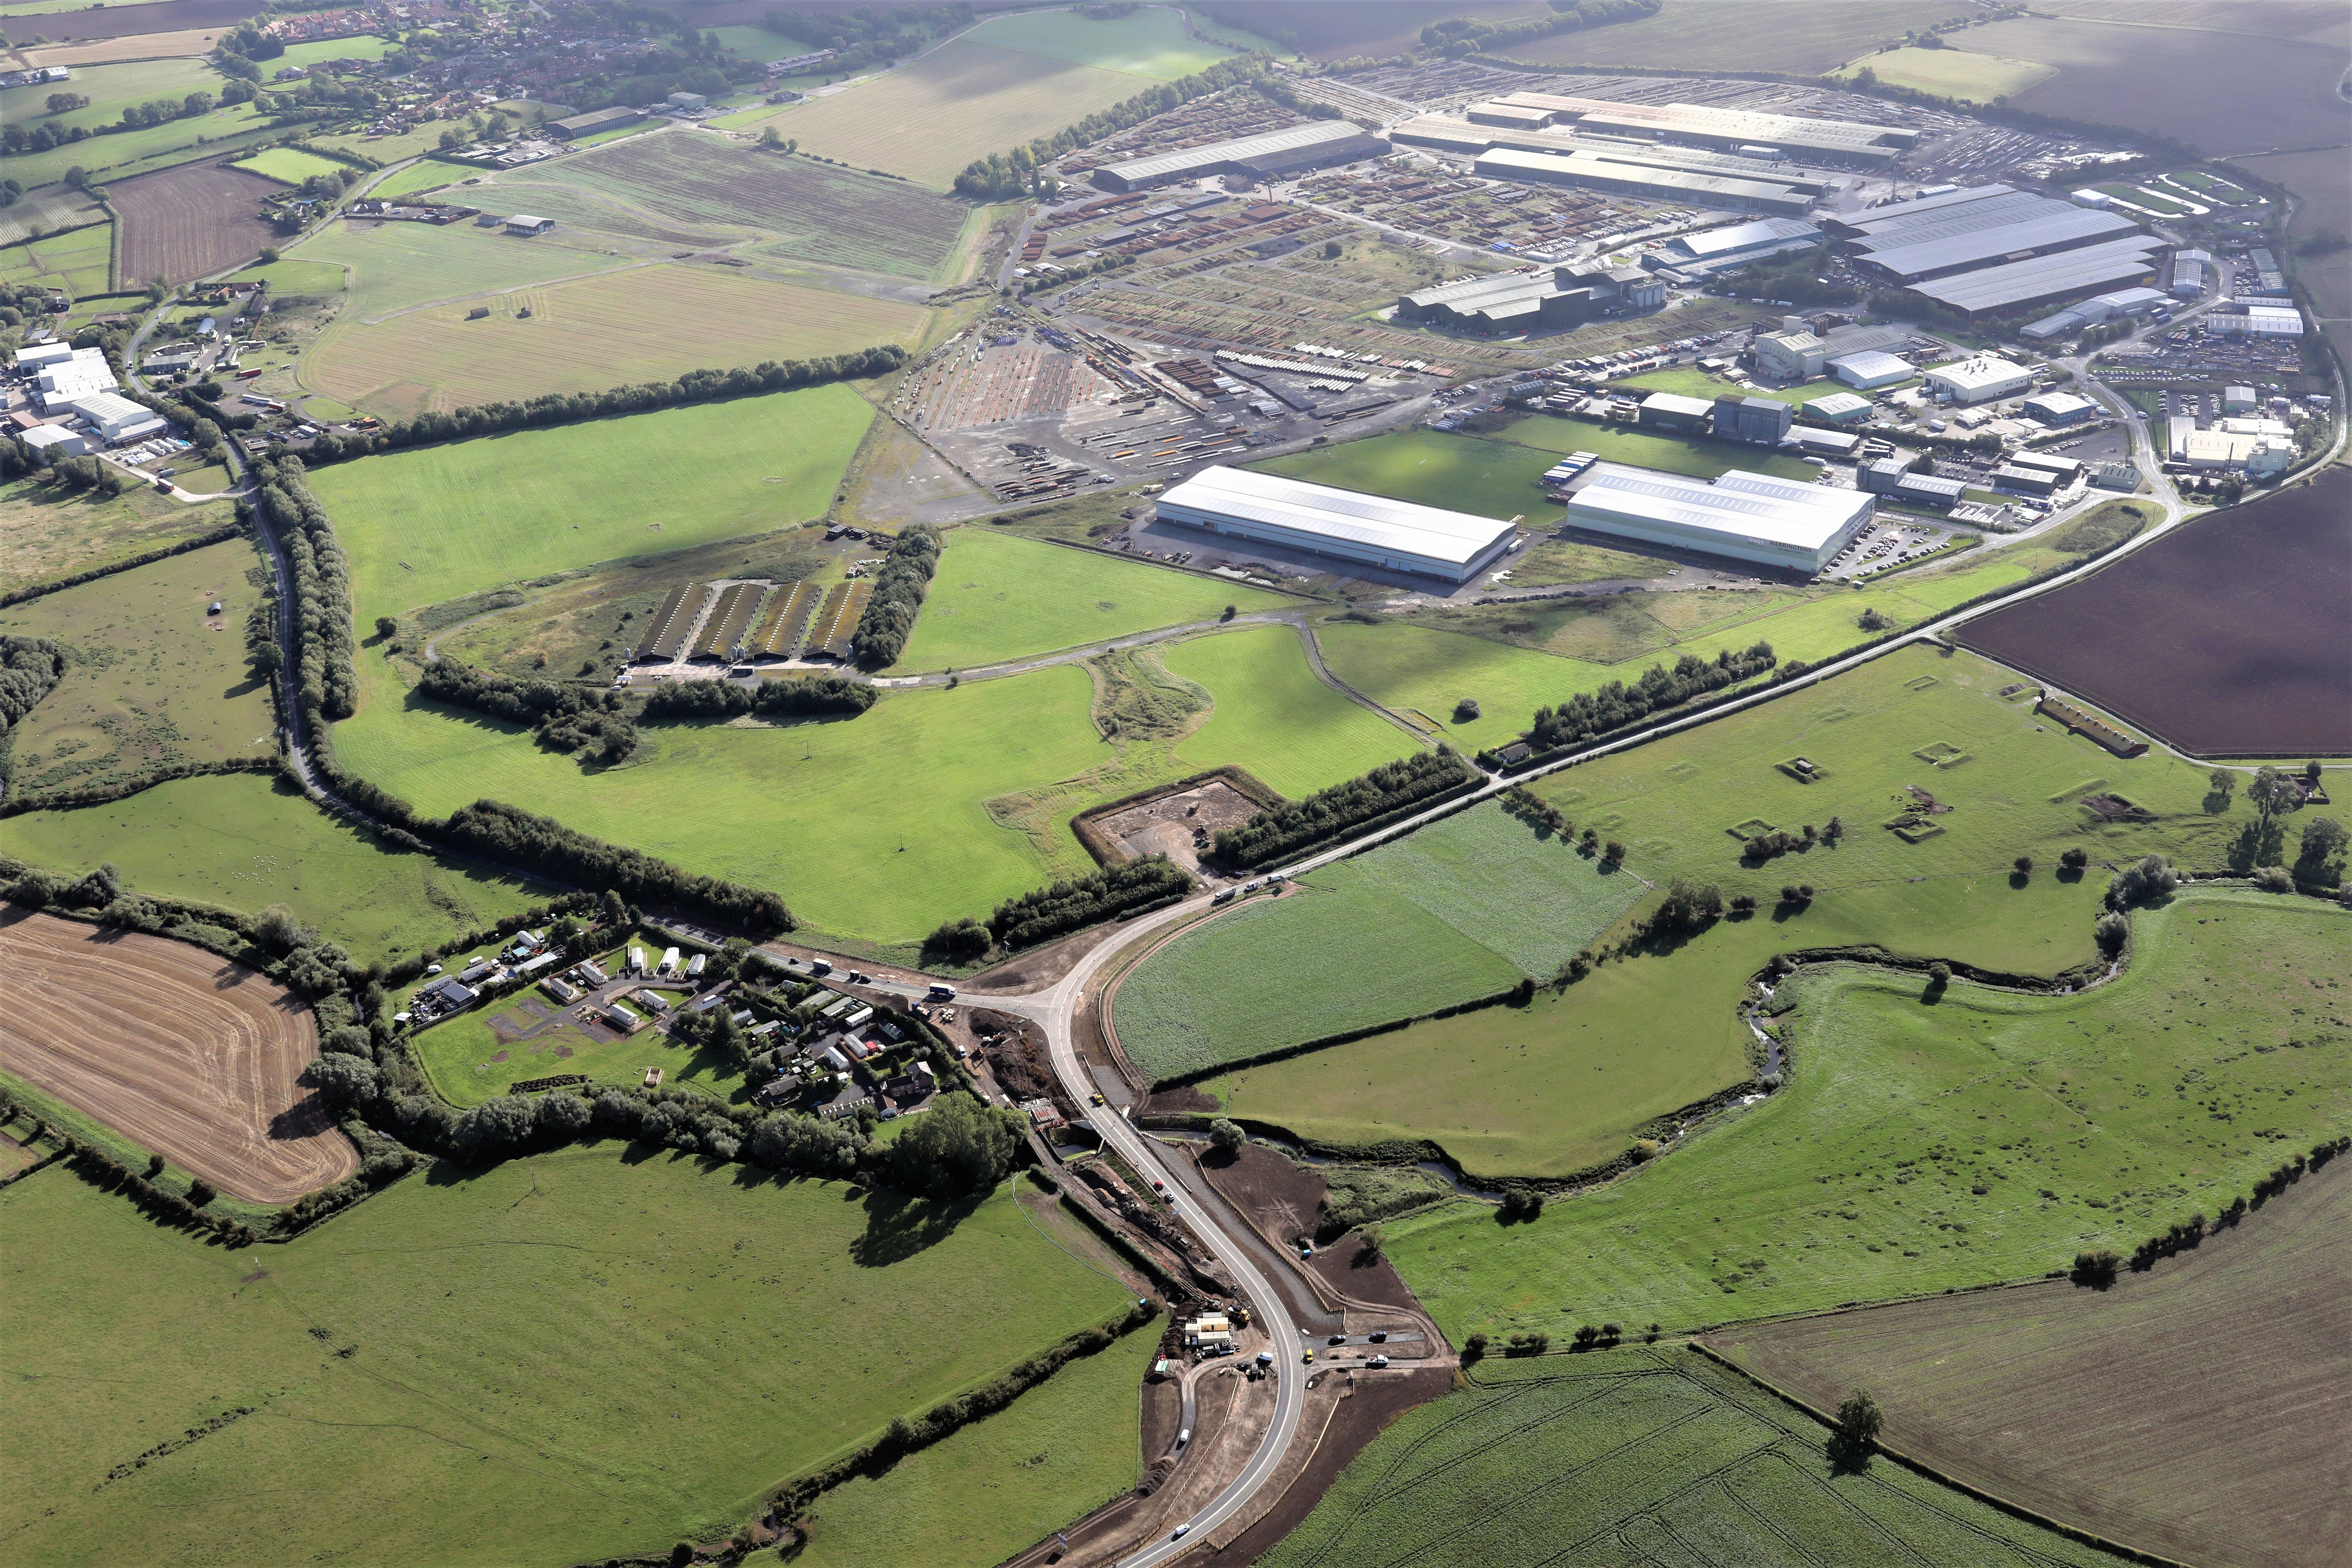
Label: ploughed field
xmin=1704 ymin=1153 xmax=2352 ymax=1568
xmin=1957 ymin=471 xmax=2352 ymax=756
xmin=0 ymin=908 xmax=350 ymax=1204
xmin=108 ymin=162 xmax=283 ymax=286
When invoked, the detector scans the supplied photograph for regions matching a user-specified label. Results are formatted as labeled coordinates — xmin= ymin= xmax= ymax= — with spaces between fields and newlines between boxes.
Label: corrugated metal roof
xmin=1494 ymin=94 xmax=1912 ymax=155
xmin=1098 ymin=120 xmax=1363 ymax=184
xmin=1829 ymin=184 xmax=2022 ymax=237
xmin=1475 ymin=148 xmax=1810 ymax=209
xmin=1570 ymin=464 xmax=1870 ymax=552
xmin=1905 ymin=238 xmax=2167 ymax=312
xmin=1156 ymin=465 xmax=1516 ymax=567
xmin=1857 ymin=206 xmax=2144 ymax=282
xmin=1668 ymin=216 xmax=1822 ymax=258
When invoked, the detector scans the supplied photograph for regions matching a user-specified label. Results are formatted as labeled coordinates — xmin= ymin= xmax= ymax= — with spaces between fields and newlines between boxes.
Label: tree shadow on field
xmin=850 ymin=1185 xmax=986 ymax=1268
xmin=1826 ymin=1433 xmax=1875 ymax=1476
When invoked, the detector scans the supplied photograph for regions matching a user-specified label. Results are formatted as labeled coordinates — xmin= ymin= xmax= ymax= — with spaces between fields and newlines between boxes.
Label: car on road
xmin=1369 ymin=1330 xmax=1388 ymax=1342
xmin=1172 ymin=1525 xmax=1191 ymax=1540
xmin=1367 ymin=1354 xmax=1390 ymax=1368
xmin=1302 ymin=1349 xmax=1315 ymax=1363
xmin=1328 ymin=1334 xmax=1346 ymax=1345
xmin=1089 ymin=1091 xmax=1106 ymax=1106
xmin=1152 ymin=1178 xmax=1166 ymax=1191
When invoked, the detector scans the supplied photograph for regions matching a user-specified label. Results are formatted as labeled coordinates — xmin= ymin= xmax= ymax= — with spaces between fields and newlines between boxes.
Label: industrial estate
xmin=1 ymin=5 xmax=2345 ymax=1568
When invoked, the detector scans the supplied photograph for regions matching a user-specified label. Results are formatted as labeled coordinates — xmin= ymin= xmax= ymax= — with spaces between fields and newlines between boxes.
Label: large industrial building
xmin=1653 ymin=217 xmax=1824 ymax=274
xmin=1925 ymin=355 xmax=2033 ymax=405
xmin=1475 ymin=92 xmax=1918 ymax=163
xmin=1860 ymin=460 xmax=1968 ymax=509
xmin=1826 ymin=185 xmax=2166 ymax=319
xmin=1566 ymin=464 xmax=1875 ymax=573
xmin=1153 ymin=465 xmax=1519 ymax=583
xmin=1713 ymin=395 xmax=1793 ymax=445
xmin=1092 ymin=121 xmax=1389 ymax=192
xmin=1905 ymin=236 xmax=2168 ymax=318
xmin=2205 ymin=301 xmax=2303 ymax=337
xmin=1394 ymin=260 xmax=1660 ymax=334
xmin=2019 ymin=285 xmax=2171 ymax=343
xmin=1474 ymin=146 xmax=1813 ymax=215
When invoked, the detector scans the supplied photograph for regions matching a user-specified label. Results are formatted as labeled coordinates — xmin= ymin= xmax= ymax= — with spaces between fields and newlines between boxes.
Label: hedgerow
xmin=1214 ymin=749 xmax=1478 ymax=868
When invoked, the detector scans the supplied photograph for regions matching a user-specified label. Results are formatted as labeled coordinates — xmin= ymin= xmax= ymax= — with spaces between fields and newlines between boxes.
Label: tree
xmin=2253 ymin=865 xmax=2295 ymax=892
xmin=256 ymin=903 xmax=310 ymax=954
xmin=2094 ymin=910 xmax=2129 ymax=957
xmin=2297 ymin=815 xmax=2347 ymax=874
xmin=145 ymin=1152 xmax=166 ymax=1178
xmin=1601 ymin=839 xmax=1626 ymax=866
xmin=759 ymin=125 xmax=783 ymax=149
xmin=1651 ymin=877 xmax=1723 ymax=934
xmin=373 ymin=615 xmax=397 ymax=639
xmin=187 ymin=1178 xmax=217 ymax=1208
xmin=886 ymin=1091 xmax=1026 ymax=1199
xmin=1821 ymin=815 xmax=1843 ymax=846
xmin=1207 ymin=1118 xmax=1244 ymax=1154
xmin=2059 ymin=846 xmax=2088 ymax=870
xmin=1831 ymin=1389 xmax=1882 ymax=1469
xmin=1926 ymin=961 xmax=1952 ymax=987
xmin=1356 ymin=1225 xmax=1385 ymax=1263
xmin=2109 ymin=853 xmax=2177 ymax=908
xmin=2071 ymin=1248 xmax=2120 ymax=1287
xmin=2249 ymin=766 xmax=2298 ymax=839
xmin=2012 ymin=855 xmax=2033 ymax=876
xmin=1321 ymin=239 xmax=1341 ymax=259
xmin=2207 ymin=766 xmax=2235 ymax=803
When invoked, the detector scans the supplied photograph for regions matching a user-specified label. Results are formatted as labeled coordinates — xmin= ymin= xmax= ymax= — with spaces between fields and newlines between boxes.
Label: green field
xmin=491 ymin=132 xmax=975 ymax=281
xmin=0 ymin=472 xmax=230 ymax=592
xmin=226 ymin=255 xmax=348 ymax=298
xmin=274 ymin=215 xmax=623 ymax=320
xmin=360 ymin=158 xmax=468 ymax=202
xmin=898 ymin=527 xmax=1291 ymax=670
xmin=0 ymin=220 xmax=112 ymax=298
xmin=960 ymin=6 xmax=1237 ymax=79
xmin=1387 ymin=888 xmax=2351 ymax=1339
xmin=413 ymin=984 xmax=752 ymax=1108
xmin=1 ymin=771 xmax=545 ymax=962
xmin=0 ymin=56 xmax=217 ymax=142
xmin=272 ymin=34 xmax=393 ymax=69
xmin=232 ymin=145 xmax=360 ymax=186
xmin=1250 ymin=421 xmax=1815 ymax=527
xmin=1265 ymin=1348 xmax=2123 ymax=1568
xmin=1158 ymin=625 xmax=1416 ymax=797
xmin=1116 ymin=803 xmax=1649 ymax=1086
xmin=0 ymin=61 xmax=279 ymax=189
xmin=1841 ymin=44 xmax=2060 ymax=101
xmin=795 ymin=1278 xmax=1155 ymax=1568
xmin=309 ymin=383 xmax=873 ymax=626
xmin=0 ymin=537 xmax=275 ymax=793
xmin=0 ymin=1147 xmax=1136 ymax=1566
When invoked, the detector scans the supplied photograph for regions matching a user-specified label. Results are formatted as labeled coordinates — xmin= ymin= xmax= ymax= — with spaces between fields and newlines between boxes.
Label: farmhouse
xmin=504 ymin=215 xmax=555 ymax=236
xmin=1154 ymin=464 xmax=1519 ymax=584
xmin=1566 ymin=464 xmax=1874 ymax=573
xmin=1092 ymin=121 xmax=1388 ymax=192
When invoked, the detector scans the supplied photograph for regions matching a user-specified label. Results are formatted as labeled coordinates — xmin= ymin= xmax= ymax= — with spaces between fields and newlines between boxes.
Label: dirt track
xmin=0 ymin=909 xmax=352 ymax=1204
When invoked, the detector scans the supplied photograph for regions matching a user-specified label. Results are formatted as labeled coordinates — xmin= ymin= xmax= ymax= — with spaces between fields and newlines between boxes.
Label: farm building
xmin=1155 ymin=465 xmax=1520 ymax=584
xmin=504 ymin=215 xmax=555 ymax=236
xmin=548 ymin=106 xmax=643 ymax=139
xmin=1828 ymin=351 xmax=1912 ymax=390
xmin=1860 ymin=460 xmax=1968 ymax=508
xmin=1638 ymin=392 xmax=1714 ymax=433
xmin=1712 ymin=395 xmax=1792 ymax=445
xmin=2223 ymin=386 xmax=2258 ymax=413
xmin=2022 ymin=391 xmax=2096 ymax=426
xmin=1481 ymin=92 xmax=1916 ymax=163
xmin=19 ymin=424 xmax=86 ymax=458
xmin=1925 ymin=356 xmax=2032 ymax=405
xmin=1092 ymin=121 xmax=1387 ymax=192
xmin=1566 ymin=464 xmax=1874 ymax=573
xmin=1801 ymin=392 xmax=1871 ymax=424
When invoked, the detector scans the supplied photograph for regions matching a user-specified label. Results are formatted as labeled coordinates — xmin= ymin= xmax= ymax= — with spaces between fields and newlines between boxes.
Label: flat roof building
xmin=1801 ymin=391 xmax=1871 ymax=424
xmin=547 ymin=105 xmax=642 ymax=139
xmin=1489 ymin=92 xmax=1916 ymax=162
xmin=1900 ymin=236 xmax=2167 ymax=318
xmin=1753 ymin=327 xmax=1828 ymax=380
xmin=504 ymin=215 xmax=554 ymax=236
xmin=1787 ymin=426 xmax=1860 ymax=458
xmin=69 ymin=390 xmax=163 ymax=441
xmin=1714 ymin=394 xmax=1792 ymax=446
xmin=1829 ymin=350 xmax=1911 ymax=389
xmin=1860 ymin=460 xmax=1969 ymax=507
xmin=1475 ymin=146 xmax=1813 ymax=215
xmin=1637 ymin=391 xmax=1714 ymax=432
xmin=1991 ymin=463 xmax=2059 ymax=495
xmin=1658 ymin=216 xmax=1822 ymax=268
xmin=1925 ymin=355 xmax=2032 ymax=404
xmin=13 ymin=341 xmax=78 ymax=369
xmin=2206 ymin=302 xmax=2302 ymax=337
xmin=1155 ymin=465 xmax=1519 ymax=584
xmin=2023 ymin=391 xmax=2095 ymax=425
xmin=19 ymin=424 xmax=86 ymax=458
xmin=1093 ymin=121 xmax=1384 ymax=192
xmin=1567 ymin=464 xmax=1874 ymax=573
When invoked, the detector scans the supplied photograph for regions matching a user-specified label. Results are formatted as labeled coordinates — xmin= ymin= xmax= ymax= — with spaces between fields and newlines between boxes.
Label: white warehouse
xmin=1924 ymin=354 xmax=2033 ymax=404
xmin=1566 ymin=464 xmax=1874 ymax=574
xmin=1153 ymin=465 xmax=1520 ymax=584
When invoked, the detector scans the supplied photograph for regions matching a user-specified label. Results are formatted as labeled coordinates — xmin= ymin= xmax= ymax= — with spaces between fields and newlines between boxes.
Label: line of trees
xmin=0 ymin=637 xmax=68 ymax=799
xmin=295 ymin=346 xmax=909 ymax=465
xmin=1521 ymin=644 xmax=1777 ymax=754
xmin=1 ymin=86 xmax=219 ymax=156
xmin=953 ymin=56 xmax=1299 ymax=200
xmin=250 ymin=457 xmax=357 ymax=723
xmin=936 ymin=853 xmax=1192 ymax=958
xmin=847 ymin=527 xmax=940 ymax=667
xmin=417 ymin=658 xmax=640 ymax=763
xmin=1215 ymin=749 xmax=1478 ymax=868
xmin=1420 ymin=0 xmax=1660 ymax=56
xmin=638 ymin=673 xmax=877 ymax=721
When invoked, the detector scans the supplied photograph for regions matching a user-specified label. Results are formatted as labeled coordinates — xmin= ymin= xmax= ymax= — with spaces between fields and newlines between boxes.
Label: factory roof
xmin=1665 ymin=216 xmax=1823 ymax=259
xmin=1854 ymin=205 xmax=2145 ymax=282
xmin=1639 ymin=391 xmax=1716 ymax=417
xmin=1829 ymin=349 xmax=1913 ymax=378
xmin=1902 ymin=237 xmax=2168 ymax=313
xmin=1926 ymin=355 xmax=2029 ymax=391
xmin=1826 ymin=184 xmax=2029 ymax=238
xmin=1492 ymin=93 xmax=1915 ymax=155
xmin=1571 ymin=463 xmax=1872 ymax=553
xmin=1156 ymin=465 xmax=1516 ymax=569
xmin=68 ymin=390 xmax=148 ymax=424
xmin=1475 ymin=148 xmax=1813 ymax=210
xmin=1802 ymin=391 xmax=1871 ymax=418
xmin=1097 ymin=120 xmax=1363 ymax=186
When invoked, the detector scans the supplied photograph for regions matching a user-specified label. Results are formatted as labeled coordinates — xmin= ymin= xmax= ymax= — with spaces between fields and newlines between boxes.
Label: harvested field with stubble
xmin=110 ymin=162 xmax=281 ymax=286
xmin=1504 ymin=0 xmax=1972 ymax=72
xmin=1704 ymin=1153 xmax=2352 ymax=1568
xmin=1956 ymin=470 xmax=2352 ymax=756
xmin=0 ymin=908 xmax=349 ymax=1204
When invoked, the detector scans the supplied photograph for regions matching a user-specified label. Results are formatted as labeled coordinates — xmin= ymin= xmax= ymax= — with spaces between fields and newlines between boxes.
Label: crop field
xmin=0 ymin=1150 xmax=1135 ymax=1567
xmin=958 ymin=6 xmax=1236 ymax=79
xmin=2232 ymin=146 xmax=2352 ymax=373
xmin=734 ymin=36 xmax=1163 ymax=189
xmin=1251 ymin=422 xmax=1814 ymax=525
xmin=1157 ymin=626 xmax=1418 ymax=798
xmin=1207 ymin=0 xmax=1549 ymax=60
xmin=310 ymin=383 xmax=872 ymax=626
xmin=794 ymin=1304 xmax=1157 ymax=1568
xmin=307 ymin=263 xmax=928 ymax=416
xmin=1265 ymin=1347 xmax=2123 ymax=1568
xmin=1116 ymin=803 xmax=1648 ymax=1086
xmin=1958 ymin=472 xmax=2351 ymax=756
xmin=1387 ymin=887 xmax=2351 ymax=1342
xmin=0 ymin=910 xmax=349 ymax=1203
xmin=493 ymin=134 xmax=974 ymax=280
xmin=895 ymin=527 xmax=1290 ymax=671
xmin=0 ymin=220 xmax=112 ymax=298
xmin=0 ymin=99 xmax=278 ymax=191
xmin=231 ymin=146 xmax=356 ymax=186
xmin=0 ymin=0 xmax=252 ymax=38
xmin=0 ymin=473 xmax=230 ymax=591
xmin=0 ymin=537 xmax=277 ymax=793
xmin=1837 ymin=44 xmax=2057 ymax=100
xmin=110 ymin=162 xmax=282 ymax=285
xmin=2 ymin=772 xmax=545 ymax=963
xmin=1501 ymin=0 xmax=1971 ymax=71
xmin=1707 ymin=1158 xmax=2349 ymax=1568
xmin=0 ymin=184 xmax=107 ymax=250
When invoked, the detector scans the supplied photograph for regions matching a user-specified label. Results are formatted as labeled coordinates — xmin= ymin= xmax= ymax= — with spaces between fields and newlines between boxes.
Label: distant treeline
xmin=1216 ymin=749 xmax=1478 ymax=868
xmin=758 ymin=3 xmax=972 ymax=74
xmin=1523 ymin=644 xmax=1777 ymax=754
xmin=294 ymin=347 xmax=909 ymax=465
xmin=1420 ymin=0 xmax=1661 ymax=55
xmin=848 ymin=527 xmax=940 ymax=667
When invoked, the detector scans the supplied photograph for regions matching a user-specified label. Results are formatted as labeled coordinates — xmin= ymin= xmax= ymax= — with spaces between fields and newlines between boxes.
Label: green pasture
xmin=795 ymin=1294 xmax=1156 ymax=1568
xmin=0 ymin=108 xmax=278 ymax=192
xmin=272 ymin=217 xmax=626 ymax=322
xmin=1265 ymin=1348 xmax=2122 ymax=1568
xmin=1495 ymin=412 xmax=1825 ymax=477
xmin=0 ymin=0 xmax=176 ymax=13
xmin=232 ymin=146 xmax=358 ymax=187
xmin=1503 ymin=0 xmax=1972 ymax=74
xmin=360 ymin=158 xmax=467 ymax=202
xmin=413 ymin=991 xmax=750 ymax=1109
xmin=897 ymin=527 xmax=1289 ymax=671
xmin=1388 ymin=888 xmax=2352 ymax=1338
xmin=272 ymin=35 xmax=393 ymax=69
xmin=1116 ymin=803 xmax=1647 ymax=1085
xmin=0 ymin=537 xmax=275 ymax=791
xmin=226 ymin=256 xmax=346 ymax=297
xmin=1840 ymin=45 xmax=2058 ymax=103
xmin=1159 ymin=625 xmax=1416 ymax=798
xmin=0 ymin=1149 xmax=1134 ymax=1567
xmin=0 ymin=472 xmax=228 ymax=592
xmin=1 ymin=771 xmax=544 ymax=963
xmin=309 ymin=383 xmax=872 ymax=625
xmin=0 ymin=57 xmax=216 ymax=140
xmin=1614 ymin=365 xmax=1914 ymax=406
xmin=0 ymin=220 xmax=111 ymax=298
xmin=964 ymin=6 xmax=1235 ymax=79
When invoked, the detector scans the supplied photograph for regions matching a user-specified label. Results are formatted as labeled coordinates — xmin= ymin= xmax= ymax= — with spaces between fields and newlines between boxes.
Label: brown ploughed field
xmin=111 ymin=163 xmax=282 ymax=286
xmin=1701 ymin=1156 xmax=2352 ymax=1568
xmin=0 ymin=908 xmax=351 ymax=1204
xmin=1957 ymin=468 xmax=2352 ymax=756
